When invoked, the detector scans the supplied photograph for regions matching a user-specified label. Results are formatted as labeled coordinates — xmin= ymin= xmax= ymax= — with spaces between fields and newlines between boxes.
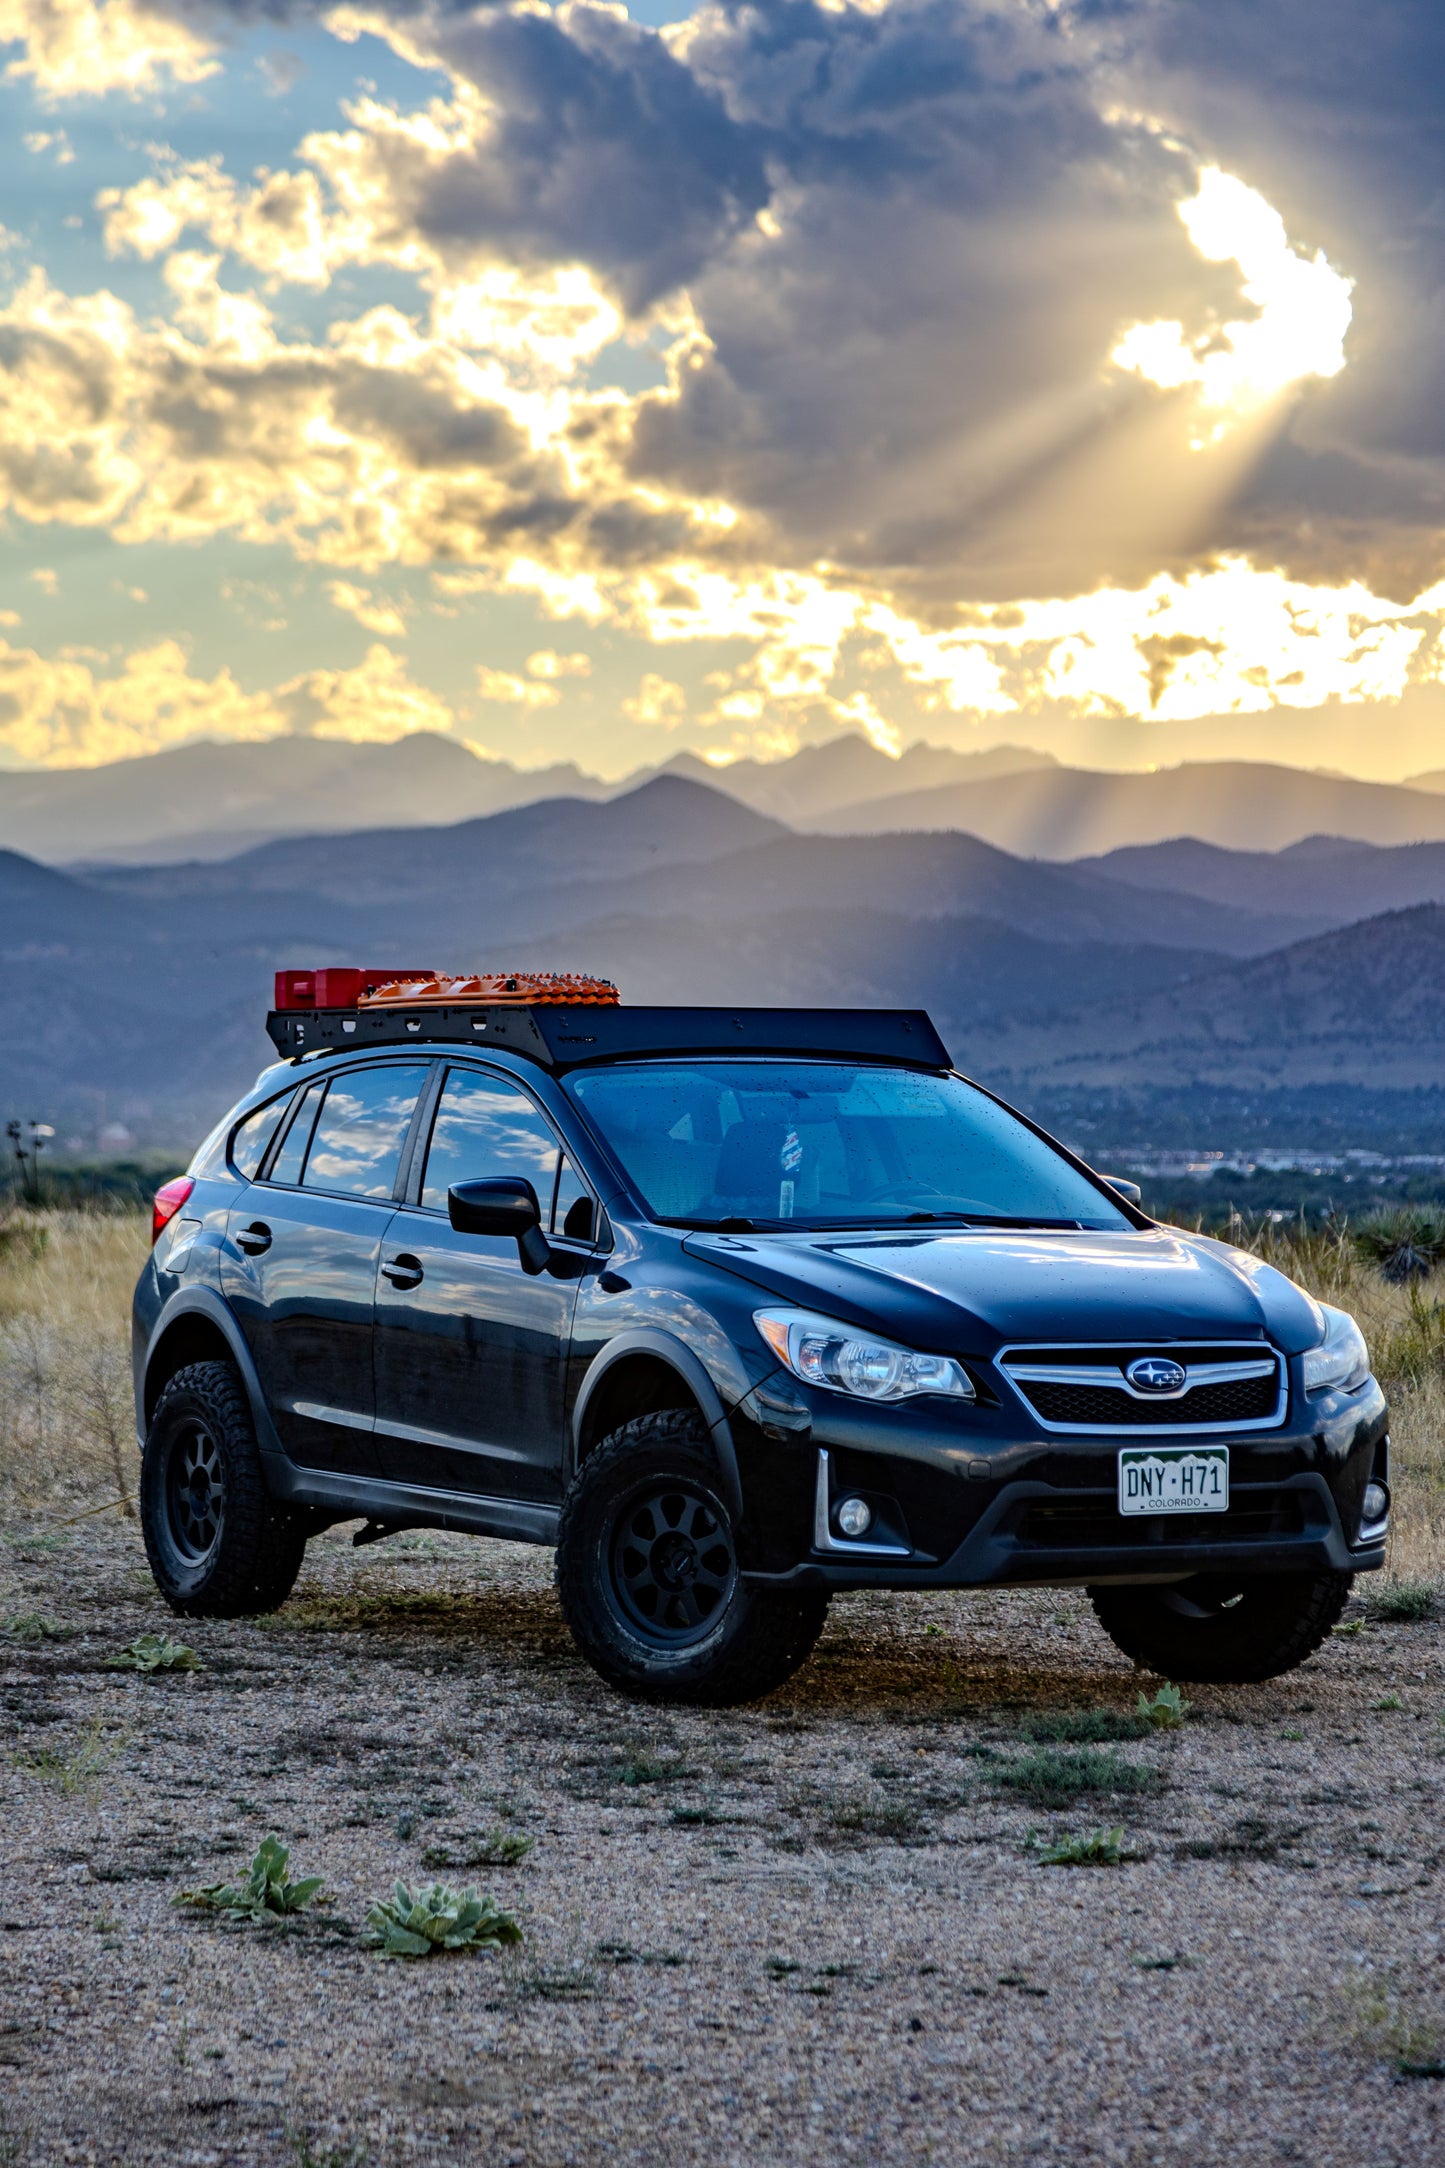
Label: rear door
xmin=372 ymin=1064 xmax=590 ymax=1500
xmin=221 ymin=1061 xmax=432 ymax=1474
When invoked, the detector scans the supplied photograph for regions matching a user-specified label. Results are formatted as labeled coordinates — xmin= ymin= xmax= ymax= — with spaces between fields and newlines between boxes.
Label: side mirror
xmin=1101 ymin=1175 xmax=1143 ymax=1206
xmin=448 ymin=1177 xmax=540 ymax=1236
xmin=448 ymin=1178 xmax=552 ymax=1274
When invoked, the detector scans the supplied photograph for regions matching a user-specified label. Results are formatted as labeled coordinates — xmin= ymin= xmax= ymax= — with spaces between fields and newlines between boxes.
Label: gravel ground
xmin=4 ymin=1519 xmax=1445 ymax=2168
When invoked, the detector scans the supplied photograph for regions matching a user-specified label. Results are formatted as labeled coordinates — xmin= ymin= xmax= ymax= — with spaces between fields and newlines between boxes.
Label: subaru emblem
xmin=1126 ymin=1356 xmax=1188 ymax=1395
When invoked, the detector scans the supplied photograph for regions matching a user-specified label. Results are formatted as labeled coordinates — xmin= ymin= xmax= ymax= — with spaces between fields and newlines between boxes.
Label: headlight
xmin=1302 ymin=1305 xmax=1371 ymax=1395
xmin=754 ymin=1309 xmax=975 ymax=1404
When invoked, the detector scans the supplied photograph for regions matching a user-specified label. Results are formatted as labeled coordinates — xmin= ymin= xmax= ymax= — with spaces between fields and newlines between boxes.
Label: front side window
xmin=421 ymin=1068 xmax=561 ymax=1214
xmin=567 ymin=1061 xmax=1129 ymax=1231
xmin=300 ymin=1065 xmax=430 ymax=1201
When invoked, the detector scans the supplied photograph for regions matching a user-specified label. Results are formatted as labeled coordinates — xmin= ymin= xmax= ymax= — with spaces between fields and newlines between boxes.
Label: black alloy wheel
xmin=141 ymin=1360 xmax=308 ymax=1617
xmin=555 ymin=1407 xmax=830 ymax=1704
xmin=165 ymin=1419 xmax=226 ymax=1564
xmin=609 ymin=1481 xmax=738 ymax=1646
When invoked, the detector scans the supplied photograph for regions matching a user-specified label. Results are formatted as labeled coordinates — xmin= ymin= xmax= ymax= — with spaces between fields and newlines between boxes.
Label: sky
xmin=0 ymin=0 xmax=1444 ymax=781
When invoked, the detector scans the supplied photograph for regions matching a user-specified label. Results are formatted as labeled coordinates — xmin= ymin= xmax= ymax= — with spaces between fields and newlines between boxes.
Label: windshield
xmin=566 ymin=1061 xmax=1131 ymax=1230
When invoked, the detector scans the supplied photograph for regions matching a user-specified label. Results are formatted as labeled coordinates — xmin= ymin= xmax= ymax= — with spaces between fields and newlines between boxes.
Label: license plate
xmin=1118 ymin=1445 xmax=1229 ymax=1516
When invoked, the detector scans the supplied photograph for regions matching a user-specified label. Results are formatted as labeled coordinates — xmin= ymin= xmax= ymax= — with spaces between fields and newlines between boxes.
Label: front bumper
xmin=732 ymin=1368 xmax=1390 ymax=1591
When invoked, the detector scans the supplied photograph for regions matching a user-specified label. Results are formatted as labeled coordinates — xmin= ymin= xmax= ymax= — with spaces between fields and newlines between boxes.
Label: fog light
xmin=836 ymin=1496 xmax=873 ymax=1539
xmin=1362 ymin=1481 xmax=1390 ymax=1524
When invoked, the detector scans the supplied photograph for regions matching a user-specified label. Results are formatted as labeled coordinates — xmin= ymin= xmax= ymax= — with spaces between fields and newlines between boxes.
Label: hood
xmin=683 ymin=1224 xmax=1323 ymax=1355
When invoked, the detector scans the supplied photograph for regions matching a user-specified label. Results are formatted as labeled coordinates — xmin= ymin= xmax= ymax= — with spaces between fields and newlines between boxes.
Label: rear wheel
xmin=141 ymin=1361 xmax=307 ymax=1618
xmin=1088 ymin=1569 xmax=1353 ymax=1683
xmin=556 ymin=1409 xmax=829 ymax=1704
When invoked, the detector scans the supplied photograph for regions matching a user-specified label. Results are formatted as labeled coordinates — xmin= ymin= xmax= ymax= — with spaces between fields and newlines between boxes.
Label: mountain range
xmin=12 ymin=727 xmax=1445 ymax=867
xmin=4 ymin=770 xmax=1443 ymax=1148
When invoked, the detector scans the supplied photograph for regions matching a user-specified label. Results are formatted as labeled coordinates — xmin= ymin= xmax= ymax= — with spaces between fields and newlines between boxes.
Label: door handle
xmin=234 ymin=1222 xmax=271 ymax=1255
xmin=381 ymin=1253 xmax=424 ymax=1289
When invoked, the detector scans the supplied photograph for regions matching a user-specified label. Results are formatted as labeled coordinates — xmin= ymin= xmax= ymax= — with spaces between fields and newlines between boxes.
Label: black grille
xmin=1015 ymin=1491 xmax=1305 ymax=1551
xmin=1024 ymin=1374 xmax=1280 ymax=1429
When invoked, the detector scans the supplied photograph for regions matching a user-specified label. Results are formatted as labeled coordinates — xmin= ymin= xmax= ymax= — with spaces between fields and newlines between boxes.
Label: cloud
xmin=475 ymin=663 xmax=558 ymax=706
xmin=5 ymin=0 xmax=1445 ymax=767
xmin=326 ymin=578 xmax=407 ymax=637
xmin=276 ymin=640 xmax=454 ymax=740
xmin=525 ymin=648 xmax=590 ymax=679
xmin=0 ymin=635 xmax=280 ymax=763
xmin=0 ymin=0 xmax=218 ymax=98
xmin=620 ymin=670 xmax=685 ymax=729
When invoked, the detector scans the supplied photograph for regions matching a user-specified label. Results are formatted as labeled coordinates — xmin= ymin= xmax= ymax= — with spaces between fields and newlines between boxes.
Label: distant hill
xmin=0 ymin=733 xmax=604 ymax=866
xmin=93 ymin=779 xmax=1308 ymax=957
xmin=810 ymin=762 xmax=1445 ymax=856
xmin=1406 ymin=770 xmax=1445 ymax=793
xmin=1082 ymin=835 xmax=1445 ymax=926
xmin=0 ymin=730 xmax=1055 ymax=867
xmin=653 ymin=738 xmax=1055 ymax=823
xmin=970 ymin=905 xmax=1445 ymax=1093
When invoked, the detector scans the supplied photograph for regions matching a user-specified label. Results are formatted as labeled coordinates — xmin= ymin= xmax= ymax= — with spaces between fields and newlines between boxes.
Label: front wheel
xmin=1088 ymin=1569 xmax=1353 ymax=1683
xmin=141 ymin=1361 xmax=307 ymax=1618
xmin=555 ymin=1410 xmax=829 ymax=1705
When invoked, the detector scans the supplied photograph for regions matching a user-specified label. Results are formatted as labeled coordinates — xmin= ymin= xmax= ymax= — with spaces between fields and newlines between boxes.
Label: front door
xmin=221 ymin=1062 xmax=432 ymax=1474
xmin=372 ymin=1064 xmax=586 ymax=1499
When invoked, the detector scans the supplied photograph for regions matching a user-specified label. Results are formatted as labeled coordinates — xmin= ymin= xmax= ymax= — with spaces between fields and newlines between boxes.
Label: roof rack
xmin=264 ymin=972 xmax=950 ymax=1072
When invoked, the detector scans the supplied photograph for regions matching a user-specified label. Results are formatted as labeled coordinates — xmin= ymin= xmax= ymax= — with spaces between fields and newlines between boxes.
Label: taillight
xmin=152 ymin=1176 xmax=195 ymax=1245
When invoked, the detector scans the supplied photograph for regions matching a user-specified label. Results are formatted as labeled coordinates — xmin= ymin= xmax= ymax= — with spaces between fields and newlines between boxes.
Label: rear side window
xmin=302 ymin=1066 xmax=431 ymax=1201
xmin=421 ymin=1068 xmax=560 ymax=1214
xmin=230 ymin=1093 xmax=294 ymax=1181
xmin=267 ymin=1078 xmax=326 ymax=1188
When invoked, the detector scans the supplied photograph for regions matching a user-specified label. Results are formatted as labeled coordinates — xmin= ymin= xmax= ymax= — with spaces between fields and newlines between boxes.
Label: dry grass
xmin=0 ymin=1203 xmax=1440 ymax=1584
xmin=0 ymin=1207 xmax=149 ymax=1521
xmin=1231 ymin=1215 xmax=1445 ymax=1587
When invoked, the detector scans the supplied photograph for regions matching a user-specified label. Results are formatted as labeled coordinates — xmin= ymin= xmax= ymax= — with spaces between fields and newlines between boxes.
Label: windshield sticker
xmin=780 ymin=1128 xmax=802 ymax=1218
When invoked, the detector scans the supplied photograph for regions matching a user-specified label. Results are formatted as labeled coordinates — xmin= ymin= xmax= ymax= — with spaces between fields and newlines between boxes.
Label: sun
xmin=1111 ymin=167 xmax=1354 ymax=426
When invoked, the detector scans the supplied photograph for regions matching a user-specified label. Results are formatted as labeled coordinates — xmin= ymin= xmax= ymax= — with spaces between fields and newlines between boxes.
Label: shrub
xmin=996 ymin=1747 xmax=1160 ymax=1811
xmin=364 ymin=1881 xmax=522 ymax=1960
xmin=1353 ymin=1210 xmax=1445 ymax=1285
xmin=1020 ymin=1708 xmax=1149 ymax=1744
xmin=1036 ymin=1826 xmax=1129 ymax=1867
xmin=177 ymin=1835 xmax=324 ymax=1921
xmin=1368 ymin=1582 xmax=1437 ymax=1623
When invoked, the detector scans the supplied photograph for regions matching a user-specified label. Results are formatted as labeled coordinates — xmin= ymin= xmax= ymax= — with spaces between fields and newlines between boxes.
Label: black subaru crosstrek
xmin=133 ymin=982 xmax=1389 ymax=1704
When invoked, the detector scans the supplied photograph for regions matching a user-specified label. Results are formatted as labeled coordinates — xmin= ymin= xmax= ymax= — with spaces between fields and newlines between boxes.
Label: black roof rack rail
xmin=265 ymin=1004 xmax=952 ymax=1072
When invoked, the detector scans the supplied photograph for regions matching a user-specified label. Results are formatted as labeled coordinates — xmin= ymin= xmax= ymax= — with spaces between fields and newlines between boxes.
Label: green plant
xmin=1137 ymin=1684 xmax=1189 ymax=1730
xmin=615 ymin=1748 xmax=691 ymax=1787
xmin=17 ymin=1715 xmax=119 ymax=1797
xmin=104 ymin=1632 xmax=202 ymax=1673
xmin=1035 ymin=1826 xmax=1129 ymax=1867
xmin=1372 ymin=1694 xmax=1405 ymax=1712
xmin=996 ymin=1747 xmax=1160 ymax=1811
xmin=177 ymin=1835 xmax=324 ymax=1921
xmin=824 ymin=1790 xmax=925 ymax=1842
xmin=1369 ymin=1582 xmax=1437 ymax=1623
xmin=1021 ymin=1708 xmax=1149 ymax=1744
xmin=1342 ymin=1971 xmax=1444 ymax=2075
xmin=1352 ymin=1209 xmax=1445 ymax=1285
xmin=364 ymin=1880 xmax=522 ymax=1960
xmin=0 ymin=1612 xmax=75 ymax=1642
xmin=419 ymin=1827 xmax=534 ymax=1870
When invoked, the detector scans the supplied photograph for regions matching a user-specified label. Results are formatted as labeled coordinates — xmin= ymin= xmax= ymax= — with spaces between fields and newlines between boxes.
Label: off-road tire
xmin=141 ymin=1360 xmax=307 ymax=1618
xmin=555 ymin=1409 xmax=829 ymax=1705
xmin=1088 ymin=1569 xmax=1353 ymax=1683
